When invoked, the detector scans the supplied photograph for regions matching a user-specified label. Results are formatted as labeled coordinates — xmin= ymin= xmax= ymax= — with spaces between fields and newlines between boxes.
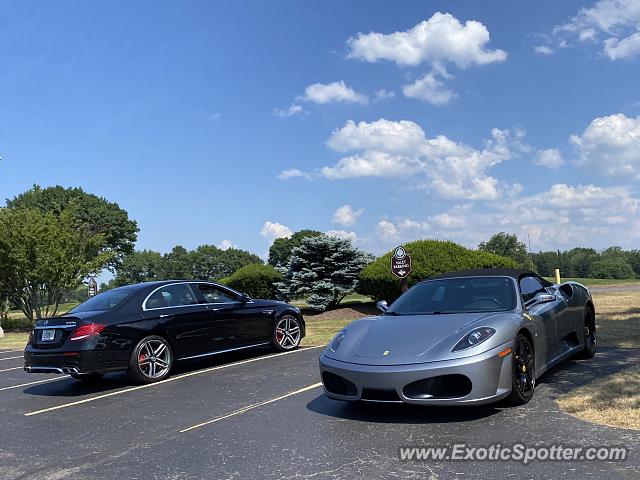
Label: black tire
xmin=272 ymin=315 xmax=302 ymax=352
xmin=70 ymin=373 xmax=104 ymax=382
xmin=127 ymin=335 xmax=174 ymax=384
xmin=507 ymin=334 xmax=536 ymax=406
xmin=575 ymin=306 xmax=597 ymax=360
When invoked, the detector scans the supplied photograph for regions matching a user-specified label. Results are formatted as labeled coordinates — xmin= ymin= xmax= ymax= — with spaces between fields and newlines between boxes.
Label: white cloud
xmin=548 ymin=0 xmax=640 ymax=60
xmin=603 ymin=32 xmax=640 ymax=60
xmin=277 ymin=168 xmax=311 ymax=180
xmin=429 ymin=212 xmax=466 ymax=229
xmin=325 ymin=229 xmax=359 ymax=242
xmin=327 ymin=118 xmax=426 ymax=154
xmin=320 ymin=150 xmax=423 ymax=180
xmin=398 ymin=218 xmax=430 ymax=232
xmin=347 ymin=12 xmax=507 ymax=68
xmin=374 ymin=89 xmax=395 ymax=101
xmin=332 ymin=204 xmax=364 ymax=227
xmin=260 ymin=222 xmax=293 ymax=242
xmin=317 ymin=119 xmax=523 ymax=200
xmin=218 ymin=239 xmax=234 ymax=251
xmin=402 ymin=183 xmax=640 ymax=250
xmin=375 ymin=220 xmax=400 ymax=243
xmin=535 ymin=148 xmax=565 ymax=169
xmin=273 ymin=103 xmax=305 ymax=118
xmin=570 ymin=113 xmax=640 ymax=178
xmin=300 ymin=81 xmax=368 ymax=105
xmin=534 ymin=45 xmax=554 ymax=55
xmin=402 ymin=67 xmax=458 ymax=105
xmin=374 ymin=217 xmax=431 ymax=244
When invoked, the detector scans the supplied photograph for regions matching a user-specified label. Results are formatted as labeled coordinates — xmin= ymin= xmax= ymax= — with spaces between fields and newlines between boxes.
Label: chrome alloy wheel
xmin=137 ymin=338 xmax=171 ymax=379
xmin=275 ymin=316 xmax=301 ymax=350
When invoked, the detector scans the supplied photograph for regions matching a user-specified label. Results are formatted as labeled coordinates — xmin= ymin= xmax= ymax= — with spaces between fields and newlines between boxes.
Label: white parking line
xmin=0 ymin=377 xmax=63 ymax=392
xmin=180 ymin=382 xmax=323 ymax=433
xmin=24 ymin=346 xmax=323 ymax=416
xmin=0 ymin=349 xmax=25 ymax=354
xmin=0 ymin=356 xmax=23 ymax=361
xmin=0 ymin=366 xmax=22 ymax=373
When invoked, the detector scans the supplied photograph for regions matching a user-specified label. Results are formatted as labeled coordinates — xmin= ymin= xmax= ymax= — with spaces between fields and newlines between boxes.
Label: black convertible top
xmin=429 ymin=268 xmax=550 ymax=284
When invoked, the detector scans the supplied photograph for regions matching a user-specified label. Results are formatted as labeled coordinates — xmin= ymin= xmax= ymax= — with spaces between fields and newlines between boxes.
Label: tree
xmin=567 ymin=248 xmax=598 ymax=278
xmin=112 ymin=250 xmax=164 ymax=286
xmin=161 ymin=245 xmax=194 ymax=279
xmin=7 ymin=185 xmax=138 ymax=268
xmin=478 ymin=232 xmax=535 ymax=270
xmin=531 ymin=251 xmax=561 ymax=277
xmin=0 ymin=208 xmax=113 ymax=323
xmin=268 ymin=229 xmax=322 ymax=267
xmin=191 ymin=245 xmax=262 ymax=281
xmin=590 ymin=257 xmax=635 ymax=279
xmin=277 ymin=235 xmax=373 ymax=312
xmin=625 ymin=250 xmax=640 ymax=278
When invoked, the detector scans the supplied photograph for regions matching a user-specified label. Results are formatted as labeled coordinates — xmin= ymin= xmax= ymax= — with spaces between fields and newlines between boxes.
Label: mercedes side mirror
xmin=376 ymin=300 xmax=388 ymax=313
xmin=239 ymin=293 xmax=252 ymax=303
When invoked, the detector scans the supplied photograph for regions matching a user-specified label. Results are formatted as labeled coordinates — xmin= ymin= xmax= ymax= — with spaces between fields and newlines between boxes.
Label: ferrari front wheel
xmin=575 ymin=306 xmax=596 ymax=360
xmin=507 ymin=334 xmax=536 ymax=405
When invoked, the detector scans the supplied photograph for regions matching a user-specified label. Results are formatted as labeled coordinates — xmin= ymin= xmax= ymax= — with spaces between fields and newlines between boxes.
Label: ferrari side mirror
xmin=527 ymin=292 xmax=555 ymax=307
xmin=376 ymin=300 xmax=388 ymax=313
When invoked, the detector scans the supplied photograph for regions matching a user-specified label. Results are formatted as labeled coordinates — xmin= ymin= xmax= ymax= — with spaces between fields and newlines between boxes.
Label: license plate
xmin=41 ymin=329 xmax=56 ymax=342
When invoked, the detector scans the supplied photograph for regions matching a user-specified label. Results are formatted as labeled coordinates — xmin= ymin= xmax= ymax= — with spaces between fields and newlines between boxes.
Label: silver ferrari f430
xmin=319 ymin=269 xmax=596 ymax=406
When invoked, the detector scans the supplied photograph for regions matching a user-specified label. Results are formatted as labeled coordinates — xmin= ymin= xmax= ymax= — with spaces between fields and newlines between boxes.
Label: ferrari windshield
xmin=386 ymin=277 xmax=516 ymax=315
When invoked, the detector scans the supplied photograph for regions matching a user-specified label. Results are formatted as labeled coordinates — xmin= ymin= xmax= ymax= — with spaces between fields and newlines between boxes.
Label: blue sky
xmin=1 ymin=0 xmax=640 ymax=261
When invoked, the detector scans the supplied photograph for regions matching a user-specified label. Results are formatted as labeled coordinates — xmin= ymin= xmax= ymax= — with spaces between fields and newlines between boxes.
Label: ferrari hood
xmin=323 ymin=312 xmax=508 ymax=366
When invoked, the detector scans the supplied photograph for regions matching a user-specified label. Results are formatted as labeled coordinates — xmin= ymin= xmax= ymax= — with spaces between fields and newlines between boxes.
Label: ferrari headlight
xmin=329 ymin=330 xmax=347 ymax=352
xmin=452 ymin=327 xmax=496 ymax=352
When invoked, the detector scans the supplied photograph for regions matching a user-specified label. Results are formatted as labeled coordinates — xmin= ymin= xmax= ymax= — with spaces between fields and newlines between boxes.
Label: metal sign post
xmin=88 ymin=277 xmax=98 ymax=298
xmin=390 ymin=246 xmax=412 ymax=293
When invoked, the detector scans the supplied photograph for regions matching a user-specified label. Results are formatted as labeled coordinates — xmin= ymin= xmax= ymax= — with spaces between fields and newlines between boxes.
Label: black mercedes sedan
xmin=24 ymin=280 xmax=305 ymax=383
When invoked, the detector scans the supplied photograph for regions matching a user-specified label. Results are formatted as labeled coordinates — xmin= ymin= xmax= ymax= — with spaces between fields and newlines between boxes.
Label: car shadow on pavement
xmin=22 ymin=346 xmax=283 ymax=397
xmin=306 ymin=394 xmax=501 ymax=424
xmin=537 ymin=346 xmax=640 ymax=395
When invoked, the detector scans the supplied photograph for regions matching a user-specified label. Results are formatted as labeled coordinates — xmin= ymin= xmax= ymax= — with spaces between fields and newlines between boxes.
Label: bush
xmin=358 ymin=239 xmax=518 ymax=302
xmin=225 ymin=264 xmax=283 ymax=299
xmin=590 ymin=257 xmax=635 ymax=279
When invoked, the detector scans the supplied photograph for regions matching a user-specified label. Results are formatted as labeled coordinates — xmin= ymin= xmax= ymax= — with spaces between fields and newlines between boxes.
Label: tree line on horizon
xmin=477 ymin=232 xmax=640 ymax=279
xmin=1 ymin=185 xmax=638 ymax=323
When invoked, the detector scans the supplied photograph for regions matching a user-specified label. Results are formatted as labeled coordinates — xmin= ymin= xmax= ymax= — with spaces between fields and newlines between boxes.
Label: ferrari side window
xmin=519 ymin=276 xmax=546 ymax=302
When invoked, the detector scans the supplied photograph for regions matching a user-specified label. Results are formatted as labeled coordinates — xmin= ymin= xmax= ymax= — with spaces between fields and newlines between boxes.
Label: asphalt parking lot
xmin=0 ymin=346 xmax=639 ymax=480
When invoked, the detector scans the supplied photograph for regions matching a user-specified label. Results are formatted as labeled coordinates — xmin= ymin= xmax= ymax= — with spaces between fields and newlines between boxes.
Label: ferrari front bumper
xmin=319 ymin=341 xmax=514 ymax=406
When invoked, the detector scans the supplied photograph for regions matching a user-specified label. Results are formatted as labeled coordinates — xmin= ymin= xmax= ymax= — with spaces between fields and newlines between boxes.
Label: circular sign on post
xmin=391 ymin=246 xmax=412 ymax=279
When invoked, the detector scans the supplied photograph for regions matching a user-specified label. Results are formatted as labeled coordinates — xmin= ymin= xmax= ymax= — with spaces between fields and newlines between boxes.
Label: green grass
xmin=0 ymin=332 xmax=29 ymax=350
xmin=290 ymin=293 xmax=372 ymax=309
xmin=543 ymin=277 xmax=640 ymax=286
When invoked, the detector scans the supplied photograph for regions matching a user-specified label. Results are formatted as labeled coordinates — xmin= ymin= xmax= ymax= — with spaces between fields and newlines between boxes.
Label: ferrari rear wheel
xmin=272 ymin=315 xmax=301 ymax=351
xmin=507 ymin=334 xmax=536 ymax=405
xmin=575 ymin=307 xmax=596 ymax=360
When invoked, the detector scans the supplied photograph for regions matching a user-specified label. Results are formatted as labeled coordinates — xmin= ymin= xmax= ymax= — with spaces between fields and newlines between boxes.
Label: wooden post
xmin=555 ymin=268 xmax=561 ymax=284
